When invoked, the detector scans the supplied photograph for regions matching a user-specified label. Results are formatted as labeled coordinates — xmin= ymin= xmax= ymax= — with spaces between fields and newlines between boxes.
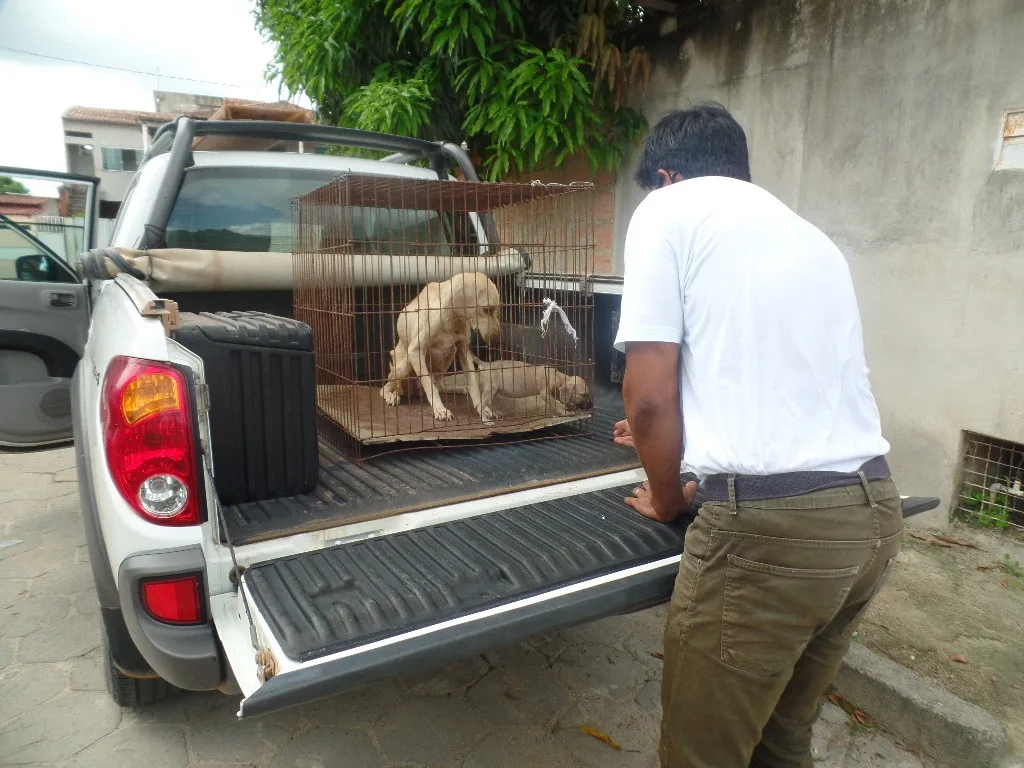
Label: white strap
xmin=540 ymin=297 xmax=578 ymax=346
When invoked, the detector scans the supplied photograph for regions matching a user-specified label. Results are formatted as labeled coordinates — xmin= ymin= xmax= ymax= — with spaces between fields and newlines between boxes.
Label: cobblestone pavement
xmin=1 ymin=447 xmax=934 ymax=767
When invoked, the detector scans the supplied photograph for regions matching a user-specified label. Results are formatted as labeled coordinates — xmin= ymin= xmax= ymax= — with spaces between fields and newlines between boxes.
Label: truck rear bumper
xmin=117 ymin=547 xmax=223 ymax=691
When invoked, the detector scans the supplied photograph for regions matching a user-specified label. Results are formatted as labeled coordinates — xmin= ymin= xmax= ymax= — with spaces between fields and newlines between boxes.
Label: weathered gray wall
xmin=153 ymin=91 xmax=223 ymax=115
xmin=614 ymin=0 xmax=1024 ymax=523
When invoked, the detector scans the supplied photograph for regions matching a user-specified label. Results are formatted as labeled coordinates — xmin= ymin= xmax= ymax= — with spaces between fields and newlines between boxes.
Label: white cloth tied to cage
xmin=540 ymin=297 xmax=578 ymax=346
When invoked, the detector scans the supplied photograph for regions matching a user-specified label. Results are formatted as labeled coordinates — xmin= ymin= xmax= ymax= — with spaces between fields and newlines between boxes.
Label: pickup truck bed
xmin=221 ymin=383 xmax=638 ymax=545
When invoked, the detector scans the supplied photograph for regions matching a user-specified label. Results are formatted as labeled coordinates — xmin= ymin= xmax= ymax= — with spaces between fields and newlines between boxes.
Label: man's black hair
xmin=634 ymin=101 xmax=751 ymax=189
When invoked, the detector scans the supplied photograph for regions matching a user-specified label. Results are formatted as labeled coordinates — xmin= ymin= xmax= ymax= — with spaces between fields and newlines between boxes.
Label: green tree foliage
xmin=256 ymin=0 xmax=654 ymax=179
xmin=0 ymin=176 xmax=29 ymax=195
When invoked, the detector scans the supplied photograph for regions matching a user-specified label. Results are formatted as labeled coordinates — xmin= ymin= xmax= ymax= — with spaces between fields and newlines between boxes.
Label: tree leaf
xmin=470 ymin=25 xmax=486 ymax=56
xmin=828 ymin=693 xmax=855 ymax=714
xmin=579 ymin=726 xmax=621 ymax=750
xmin=930 ymin=535 xmax=981 ymax=549
xmin=909 ymin=534 xmax=953 ymax=547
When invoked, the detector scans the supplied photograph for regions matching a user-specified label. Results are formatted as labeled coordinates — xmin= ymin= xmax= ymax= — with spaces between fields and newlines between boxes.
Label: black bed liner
xmin=221 ymin=385 xmax=637 ymax=545
xmin=245 ymin=482 xmax=687 ymax=662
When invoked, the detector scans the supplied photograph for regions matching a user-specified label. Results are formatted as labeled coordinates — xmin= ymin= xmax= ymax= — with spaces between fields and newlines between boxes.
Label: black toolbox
xmin=173 ymin=312 xmax=318 ymax=505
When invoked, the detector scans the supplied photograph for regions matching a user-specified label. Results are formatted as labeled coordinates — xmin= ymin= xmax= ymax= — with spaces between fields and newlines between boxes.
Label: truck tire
xmin=103 ymin=632 xmax=173 ymax=706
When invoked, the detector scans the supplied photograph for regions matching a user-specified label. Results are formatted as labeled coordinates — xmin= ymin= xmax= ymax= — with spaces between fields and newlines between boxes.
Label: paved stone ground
xmin=0 ymin=447 xmax=934 ymax=767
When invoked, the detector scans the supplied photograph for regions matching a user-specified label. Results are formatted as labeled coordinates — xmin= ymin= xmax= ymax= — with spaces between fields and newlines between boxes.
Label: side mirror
xmin=14 ymin=254 xmax=51 ymax=282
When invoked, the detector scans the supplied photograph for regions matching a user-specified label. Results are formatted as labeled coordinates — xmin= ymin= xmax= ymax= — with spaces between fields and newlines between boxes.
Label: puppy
xmin=381 ymin=272 xmax=501 ymax=422
xmin=441 ymin=359 xmax=593 ymax=419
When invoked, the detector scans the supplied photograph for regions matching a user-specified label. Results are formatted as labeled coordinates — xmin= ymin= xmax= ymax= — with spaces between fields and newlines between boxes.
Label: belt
xmin=702 ymin=456 xmax=891 ymax=503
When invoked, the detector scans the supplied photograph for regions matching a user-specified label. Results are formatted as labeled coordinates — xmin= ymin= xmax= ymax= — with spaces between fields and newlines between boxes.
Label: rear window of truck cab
xmin=165 ymin=167 xmax=468 ymax=256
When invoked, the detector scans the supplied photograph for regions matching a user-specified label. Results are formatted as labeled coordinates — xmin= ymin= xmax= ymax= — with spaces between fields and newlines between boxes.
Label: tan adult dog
xmin=441 ymin=359 xmax=593 ymax=419
xmin=381 ymin=272 xmax=501 ymax=422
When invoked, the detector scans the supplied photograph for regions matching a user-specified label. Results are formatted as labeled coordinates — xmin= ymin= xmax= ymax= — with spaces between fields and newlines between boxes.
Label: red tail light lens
xmin=140 ymin=575 xmax=203 ymax=624
xmin=102 ymin=356 xmax=200 ymax=526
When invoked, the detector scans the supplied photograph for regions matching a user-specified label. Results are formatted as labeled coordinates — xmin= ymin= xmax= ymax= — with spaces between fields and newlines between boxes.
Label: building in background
xmin=62 ymin=91 xmax=311 ymax=223
xmin=0 ymin=187 xmax=84 ymax=269
xmin=0 ymin=194 xmax=57 ymax=224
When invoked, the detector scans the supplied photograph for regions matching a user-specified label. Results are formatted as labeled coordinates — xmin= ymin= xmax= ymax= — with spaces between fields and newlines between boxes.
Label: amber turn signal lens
xmin=121 ymin=372 xmax=180 ymax=425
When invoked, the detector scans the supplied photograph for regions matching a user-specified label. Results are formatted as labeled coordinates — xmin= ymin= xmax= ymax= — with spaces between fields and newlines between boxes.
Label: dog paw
xmin=433 ymin=407 xmax=455 ymax=422
xmin=481 ymin=406 xmax=501 ymax=422
xmin=381 ymin=388 xmax=401 ymax=407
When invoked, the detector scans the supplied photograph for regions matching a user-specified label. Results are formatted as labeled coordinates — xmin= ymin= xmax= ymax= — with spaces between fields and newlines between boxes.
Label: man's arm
xmin=622 ymin=341 xmax=694 ymax=522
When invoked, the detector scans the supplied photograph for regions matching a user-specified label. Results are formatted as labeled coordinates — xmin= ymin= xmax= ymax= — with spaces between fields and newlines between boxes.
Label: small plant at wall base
xmin=256 ymin=0 xmax=657 ymax=179
xmin=961 ymin=484 xmax=1011 ymax=529
xmin=1001 ymin=554 xmax=1024 ymax=579
xmin=959 ymin=477 xmax=1024 ymax=533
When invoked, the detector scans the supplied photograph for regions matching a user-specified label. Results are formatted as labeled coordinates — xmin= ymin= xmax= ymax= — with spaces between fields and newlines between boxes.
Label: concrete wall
xmin=62 ymin=119 xmax=146 ymax=202
xmin=153 ymin=90 xmax=223 ymax=115
xmin=615 ymin=0 xmax=1024 ymax=522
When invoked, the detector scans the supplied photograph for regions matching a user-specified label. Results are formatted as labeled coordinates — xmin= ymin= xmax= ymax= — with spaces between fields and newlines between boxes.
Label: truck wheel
xmin=103 ymin=633 xmax=173 ymax=706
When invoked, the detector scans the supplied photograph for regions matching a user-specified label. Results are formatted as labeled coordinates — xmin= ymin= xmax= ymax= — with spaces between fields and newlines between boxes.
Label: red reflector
xmin=140 ymin=575 xmax=203 ymax=625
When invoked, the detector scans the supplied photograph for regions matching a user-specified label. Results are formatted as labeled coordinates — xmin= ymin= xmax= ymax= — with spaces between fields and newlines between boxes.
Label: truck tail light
xmin=102 ymin=356 xmax=200 ymax=526
xmin=140 ymin=575 xmax=203 ymax=624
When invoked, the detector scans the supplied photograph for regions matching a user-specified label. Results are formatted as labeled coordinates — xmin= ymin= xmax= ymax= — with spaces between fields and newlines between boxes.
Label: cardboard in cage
xmin=293 ymin=174 xmax=595 ymax=458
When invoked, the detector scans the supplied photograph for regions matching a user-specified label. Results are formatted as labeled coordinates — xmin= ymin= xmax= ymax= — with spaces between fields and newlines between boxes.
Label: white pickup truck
xmin=0 ymin=119 xmax=939 ymax=718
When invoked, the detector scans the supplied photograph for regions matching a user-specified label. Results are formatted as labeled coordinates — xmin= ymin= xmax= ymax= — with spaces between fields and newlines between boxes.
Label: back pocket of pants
xmin=721 ymin=555 xmax=861 ymax=677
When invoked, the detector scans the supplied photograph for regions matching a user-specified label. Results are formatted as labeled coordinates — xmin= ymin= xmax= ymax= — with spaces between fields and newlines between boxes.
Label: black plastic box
xmin=173 ymin=312 xmax=318 ymax=505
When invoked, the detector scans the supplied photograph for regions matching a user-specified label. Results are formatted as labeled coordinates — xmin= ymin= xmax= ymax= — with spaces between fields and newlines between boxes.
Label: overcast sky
xmin=0 ymin=0 xmax=305 ymax=180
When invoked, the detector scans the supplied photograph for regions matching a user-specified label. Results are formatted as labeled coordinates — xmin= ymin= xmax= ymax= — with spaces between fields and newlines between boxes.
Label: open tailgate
xmin=213 ymin=481 xmax=687 ymax=717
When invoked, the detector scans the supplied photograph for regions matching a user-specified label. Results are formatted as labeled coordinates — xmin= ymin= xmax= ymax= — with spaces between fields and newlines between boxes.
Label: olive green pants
xmin=660 ymin=478 xmax=903 ymax=768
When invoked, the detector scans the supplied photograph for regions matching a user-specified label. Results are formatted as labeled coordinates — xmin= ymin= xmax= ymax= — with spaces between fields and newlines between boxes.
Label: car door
xmin=0 ymin=168 xmax=98 ymax=447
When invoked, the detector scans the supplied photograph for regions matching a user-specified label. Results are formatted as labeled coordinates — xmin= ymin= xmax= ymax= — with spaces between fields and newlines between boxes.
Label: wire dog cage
xmin=293 ymin=174 xmax=596 ymax=460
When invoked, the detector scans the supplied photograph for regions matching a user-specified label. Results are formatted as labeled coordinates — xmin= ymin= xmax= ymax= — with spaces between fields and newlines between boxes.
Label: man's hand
xmin=613 ymin=419 xmax=634 ymax=448
xmin=626 ymin=480 xmax=698 ymax=523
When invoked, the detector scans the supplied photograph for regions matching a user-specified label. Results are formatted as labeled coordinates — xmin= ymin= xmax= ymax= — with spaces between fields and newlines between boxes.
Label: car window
xmin=0 ymin=218 xmax=76 ymax=283
xmin=165 ymin=168 xmax=463 ymax=256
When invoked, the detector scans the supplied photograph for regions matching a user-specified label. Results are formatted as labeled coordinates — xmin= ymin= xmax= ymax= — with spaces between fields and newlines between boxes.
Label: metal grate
xmin=955 ymin=431 xmax=1024 ymax=533
xmin=293 ymin=175 xmax=596 ymax=460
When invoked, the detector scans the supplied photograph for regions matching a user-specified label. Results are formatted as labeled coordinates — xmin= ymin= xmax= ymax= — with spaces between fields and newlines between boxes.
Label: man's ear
xmin=657 ymin=169 xmax=684 ymax=186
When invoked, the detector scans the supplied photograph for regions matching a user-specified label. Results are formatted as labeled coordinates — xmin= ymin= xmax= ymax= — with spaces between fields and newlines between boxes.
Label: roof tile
xmin=0 ymin=194 xmax=52 ymax=206
xmin=62 ymin=100 xmax=310 ymax=126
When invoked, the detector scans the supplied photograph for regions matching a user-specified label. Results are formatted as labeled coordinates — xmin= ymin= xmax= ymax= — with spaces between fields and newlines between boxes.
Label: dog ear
xmin=477 ymin=279 xmax=497 ymax=307
xmin=441 ymin=275 xmax=461 ymax=310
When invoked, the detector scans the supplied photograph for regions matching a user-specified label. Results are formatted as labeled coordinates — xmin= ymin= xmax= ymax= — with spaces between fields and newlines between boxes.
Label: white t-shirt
xmin=614 ymin=176 xmax=889 ymax=479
